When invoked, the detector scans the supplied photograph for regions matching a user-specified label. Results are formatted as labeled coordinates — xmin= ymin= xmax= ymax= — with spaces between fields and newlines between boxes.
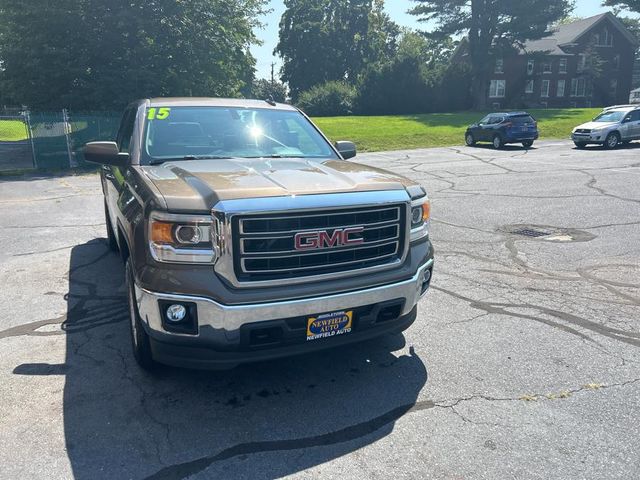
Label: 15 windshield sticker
xmin=147 ymin=107 xmax=171 ymax=120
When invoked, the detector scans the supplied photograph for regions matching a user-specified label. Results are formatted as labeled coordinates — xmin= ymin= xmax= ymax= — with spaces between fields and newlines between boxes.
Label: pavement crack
xmin=13 ymin=244 xmax=78 ymax=257
xmin=433 ymin=218 xmax=497 ymax=235
xmin=0 ymin=300 xmax=127 ymax=340
xmin=432 ymin=286 xmax=640 ymax=348
xmin=581 ymin=170 xmax=640 ymax=205
xmin=104 ymin=342 xmax=170 ymax=466
xmin=143 ymin=378 xmax=640 ymax=480
xmin=0 ymin=193 xmax=98 ymax=204
xmin=3 ymin=223 xmax=105 ymax=229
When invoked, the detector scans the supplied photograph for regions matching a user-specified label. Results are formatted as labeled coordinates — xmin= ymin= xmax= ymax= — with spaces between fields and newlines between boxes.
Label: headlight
xmin=410 ymin=198 xmax=430 ymax=242
xmin=148 ymin=212 xmax=216 ymax=264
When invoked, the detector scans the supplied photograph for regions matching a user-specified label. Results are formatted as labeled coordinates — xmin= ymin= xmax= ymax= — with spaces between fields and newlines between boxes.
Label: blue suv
xmin=465 ymin=112 xmax=539 ymax=149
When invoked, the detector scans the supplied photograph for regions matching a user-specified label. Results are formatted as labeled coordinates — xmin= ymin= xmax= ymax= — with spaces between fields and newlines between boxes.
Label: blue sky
xmin=252 ymin=0 xmax=632 ymax=79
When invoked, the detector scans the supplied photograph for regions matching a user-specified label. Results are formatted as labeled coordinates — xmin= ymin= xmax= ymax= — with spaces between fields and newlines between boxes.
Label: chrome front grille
xmin=233 ymin=205 xmax=406 ymax=281
xmin=575 ymin=129 xmax=591 ymax=134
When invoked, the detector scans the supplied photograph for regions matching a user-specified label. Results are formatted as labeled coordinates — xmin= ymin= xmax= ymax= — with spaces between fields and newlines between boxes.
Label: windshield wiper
xmin=149 ymin=155 xmax=233 ymax=165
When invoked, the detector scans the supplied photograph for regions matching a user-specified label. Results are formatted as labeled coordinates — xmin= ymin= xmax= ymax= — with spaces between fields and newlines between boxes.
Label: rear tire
xmin=574 ymin=142 xmax=587 ymax=149
xmin=522 ymin=140 xmax=534 ymax=148
xmin=604 ymin=132 xmax=620 ymax=149
xmin=105 ymin=201 xmax=119 ymax=252
xmin=126 ymin=259 xmax=157 ymax=372
xmin=465 ymin=133 xmax=476 ymax=146
xmin=492 ymin=134 xmax=504 ymax=149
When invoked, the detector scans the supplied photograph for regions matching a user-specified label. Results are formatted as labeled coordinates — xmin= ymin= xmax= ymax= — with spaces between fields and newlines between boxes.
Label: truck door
xmin=104 ymin=107 xmax=136 ymax=233
xmin=480 ymin=115 xmax=498 ymax=141
xmin=629 ymin=110 xmax=640 ymax=139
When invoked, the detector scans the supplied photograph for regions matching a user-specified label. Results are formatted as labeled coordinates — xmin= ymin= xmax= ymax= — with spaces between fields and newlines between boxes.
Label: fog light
xmin=166 ymin=304 xmax=187 ymax=323
xmin=422 ymin=269 xmax=431 ymax=284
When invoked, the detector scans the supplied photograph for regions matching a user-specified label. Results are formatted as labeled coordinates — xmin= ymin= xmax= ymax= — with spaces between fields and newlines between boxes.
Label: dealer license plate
xmin=306 ymin=310 xmax=353 ymax=341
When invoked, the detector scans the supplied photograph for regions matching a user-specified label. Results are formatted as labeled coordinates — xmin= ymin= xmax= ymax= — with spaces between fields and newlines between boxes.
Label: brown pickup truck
xmin=85 ymin=98 xmax=434 ymax=370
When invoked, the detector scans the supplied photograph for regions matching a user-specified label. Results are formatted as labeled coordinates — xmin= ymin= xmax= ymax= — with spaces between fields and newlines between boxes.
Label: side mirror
xmin=84 ymin=141 xmax=129 ymax=167
xmin=335 ymin=140 xmax=356 ymax=160
xmin=623 ymin=116 xmax=632 ymax=123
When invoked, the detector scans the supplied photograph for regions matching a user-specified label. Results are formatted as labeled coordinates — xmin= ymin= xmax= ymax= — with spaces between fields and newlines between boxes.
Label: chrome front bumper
xmin=135 ymin=258 xmax=433 ymax=338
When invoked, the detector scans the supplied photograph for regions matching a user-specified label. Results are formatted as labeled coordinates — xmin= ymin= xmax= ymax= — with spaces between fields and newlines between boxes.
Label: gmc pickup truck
xmin=85 ymin=98 xmax=434 ymax=370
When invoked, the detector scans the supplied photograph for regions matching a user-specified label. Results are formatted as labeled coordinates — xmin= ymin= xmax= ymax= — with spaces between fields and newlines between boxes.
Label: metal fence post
xmin=24 ymin=109 xmax=38 ymax=169
xmin=62 ymin=108 xmax=76 ymax=167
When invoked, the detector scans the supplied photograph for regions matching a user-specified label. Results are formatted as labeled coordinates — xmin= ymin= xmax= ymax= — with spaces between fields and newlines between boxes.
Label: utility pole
xmin=270 ymin=62 xmax=276 ymax=84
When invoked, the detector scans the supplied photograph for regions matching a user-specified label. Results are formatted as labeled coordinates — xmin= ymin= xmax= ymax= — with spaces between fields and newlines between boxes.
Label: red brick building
xmin=460 ymin=13 xmax=638 ymax=109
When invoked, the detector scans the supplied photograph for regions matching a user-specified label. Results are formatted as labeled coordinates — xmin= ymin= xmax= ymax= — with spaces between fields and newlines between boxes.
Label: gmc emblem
xmin=295 ymin=227 xmax=364 ymax=251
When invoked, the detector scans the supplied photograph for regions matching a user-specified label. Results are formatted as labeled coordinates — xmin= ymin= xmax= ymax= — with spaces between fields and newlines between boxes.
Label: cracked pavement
xmin=0 ymin=139 xmax=639 ymax=479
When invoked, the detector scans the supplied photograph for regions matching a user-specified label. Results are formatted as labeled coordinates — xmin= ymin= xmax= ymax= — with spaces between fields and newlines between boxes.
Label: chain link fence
xmin=0 ymin=110 xmax=34 ymax=171
xmin=0 ymin=108 xmax=121 ymax=172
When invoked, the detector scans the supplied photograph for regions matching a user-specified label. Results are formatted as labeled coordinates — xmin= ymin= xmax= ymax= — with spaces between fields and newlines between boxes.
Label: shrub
xmin=250 ymin=79 xmax=288 ymax=103
xmin=297 ymin=81 xmax=357 ymax=117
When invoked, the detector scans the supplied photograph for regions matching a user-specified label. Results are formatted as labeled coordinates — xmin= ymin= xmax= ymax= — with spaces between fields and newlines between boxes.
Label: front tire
xmin=522 ymin=140 xmax=534 ymax=148
xmin=126 ymin=259 xmax=157 ymax=371
xmin=492 ymin=134 xmax=504 ymax=149
xmin=604 ymin=132 xmax=620 ymax=149
xmin=465 ymin=133 xmax=476 ymax=146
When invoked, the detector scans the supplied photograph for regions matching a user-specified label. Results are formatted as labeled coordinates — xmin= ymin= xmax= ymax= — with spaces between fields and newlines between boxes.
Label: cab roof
xmin=144 ymin=97 xmax=297 ymax=111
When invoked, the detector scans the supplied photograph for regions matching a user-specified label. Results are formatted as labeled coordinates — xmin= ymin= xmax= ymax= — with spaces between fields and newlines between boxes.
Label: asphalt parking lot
xmin=1 ymin=139 xmax=639 ymax=480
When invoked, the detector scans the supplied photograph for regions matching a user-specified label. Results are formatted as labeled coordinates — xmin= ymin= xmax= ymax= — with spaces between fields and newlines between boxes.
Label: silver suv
xmin=571 ymin=105 xmax=640 ymax=149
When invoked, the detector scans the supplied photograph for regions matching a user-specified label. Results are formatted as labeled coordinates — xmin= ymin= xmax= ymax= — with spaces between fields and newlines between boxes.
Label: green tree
xmin=603 ymin=0 xmax=640 ymax=11
xmin=554 ymin=15 xmax=584 ymax=26
xmin=409 ymin=0 xmax=573 ymax=108
xmin=0 ymin=0 xmax=267 ymax=109
xmin=276 ymin=0 xmax=399 ymax=99
xmin=0 ymin=0 xmax=85 ymax=108
xmin=617 ymin=15 xmax=640 ymax=43
xmin=251 ymin=78 xmax=288 ymax=103
xmin=355 ymin=31 xmax=466 ymax=114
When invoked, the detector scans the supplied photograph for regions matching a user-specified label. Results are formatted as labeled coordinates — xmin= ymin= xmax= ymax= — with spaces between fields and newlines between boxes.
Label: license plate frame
xmin=306 ymin=310 xmax=353 ymax=341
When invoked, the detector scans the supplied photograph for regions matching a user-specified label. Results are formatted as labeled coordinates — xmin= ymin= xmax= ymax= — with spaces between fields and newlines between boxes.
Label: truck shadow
xmin=30 ymin=239 xmax=428 ymax=479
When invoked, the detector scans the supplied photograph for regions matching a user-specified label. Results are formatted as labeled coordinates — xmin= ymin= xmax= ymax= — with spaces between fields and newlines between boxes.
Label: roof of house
xmin=523 ymin=12 xmax=638 ymax=56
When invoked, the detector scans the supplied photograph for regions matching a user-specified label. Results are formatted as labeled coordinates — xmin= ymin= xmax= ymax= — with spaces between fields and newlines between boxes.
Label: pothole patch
xmin=501 ymin=224 xmax=596 ymax=243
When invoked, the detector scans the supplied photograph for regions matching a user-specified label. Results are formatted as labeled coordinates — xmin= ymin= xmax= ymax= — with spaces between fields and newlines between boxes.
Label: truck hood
xmin=140 ymin=158 xmax=419 ymax=211
xmin=574 ymin=121 xmax=617 ymax=130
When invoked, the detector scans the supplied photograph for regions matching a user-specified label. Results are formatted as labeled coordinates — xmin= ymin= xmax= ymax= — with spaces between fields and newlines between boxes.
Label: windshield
xmin=141 ymin=106 xmax=339 ymax=164
xmin=593 ymin=111 xmax=626 ymax=123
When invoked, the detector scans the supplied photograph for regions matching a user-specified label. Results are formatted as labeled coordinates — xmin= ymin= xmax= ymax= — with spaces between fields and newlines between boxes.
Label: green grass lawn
xmin=312 ymin=108 xmax=600 ymax=152
xmin=0 ymin=119 xmax=30 ymax=142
